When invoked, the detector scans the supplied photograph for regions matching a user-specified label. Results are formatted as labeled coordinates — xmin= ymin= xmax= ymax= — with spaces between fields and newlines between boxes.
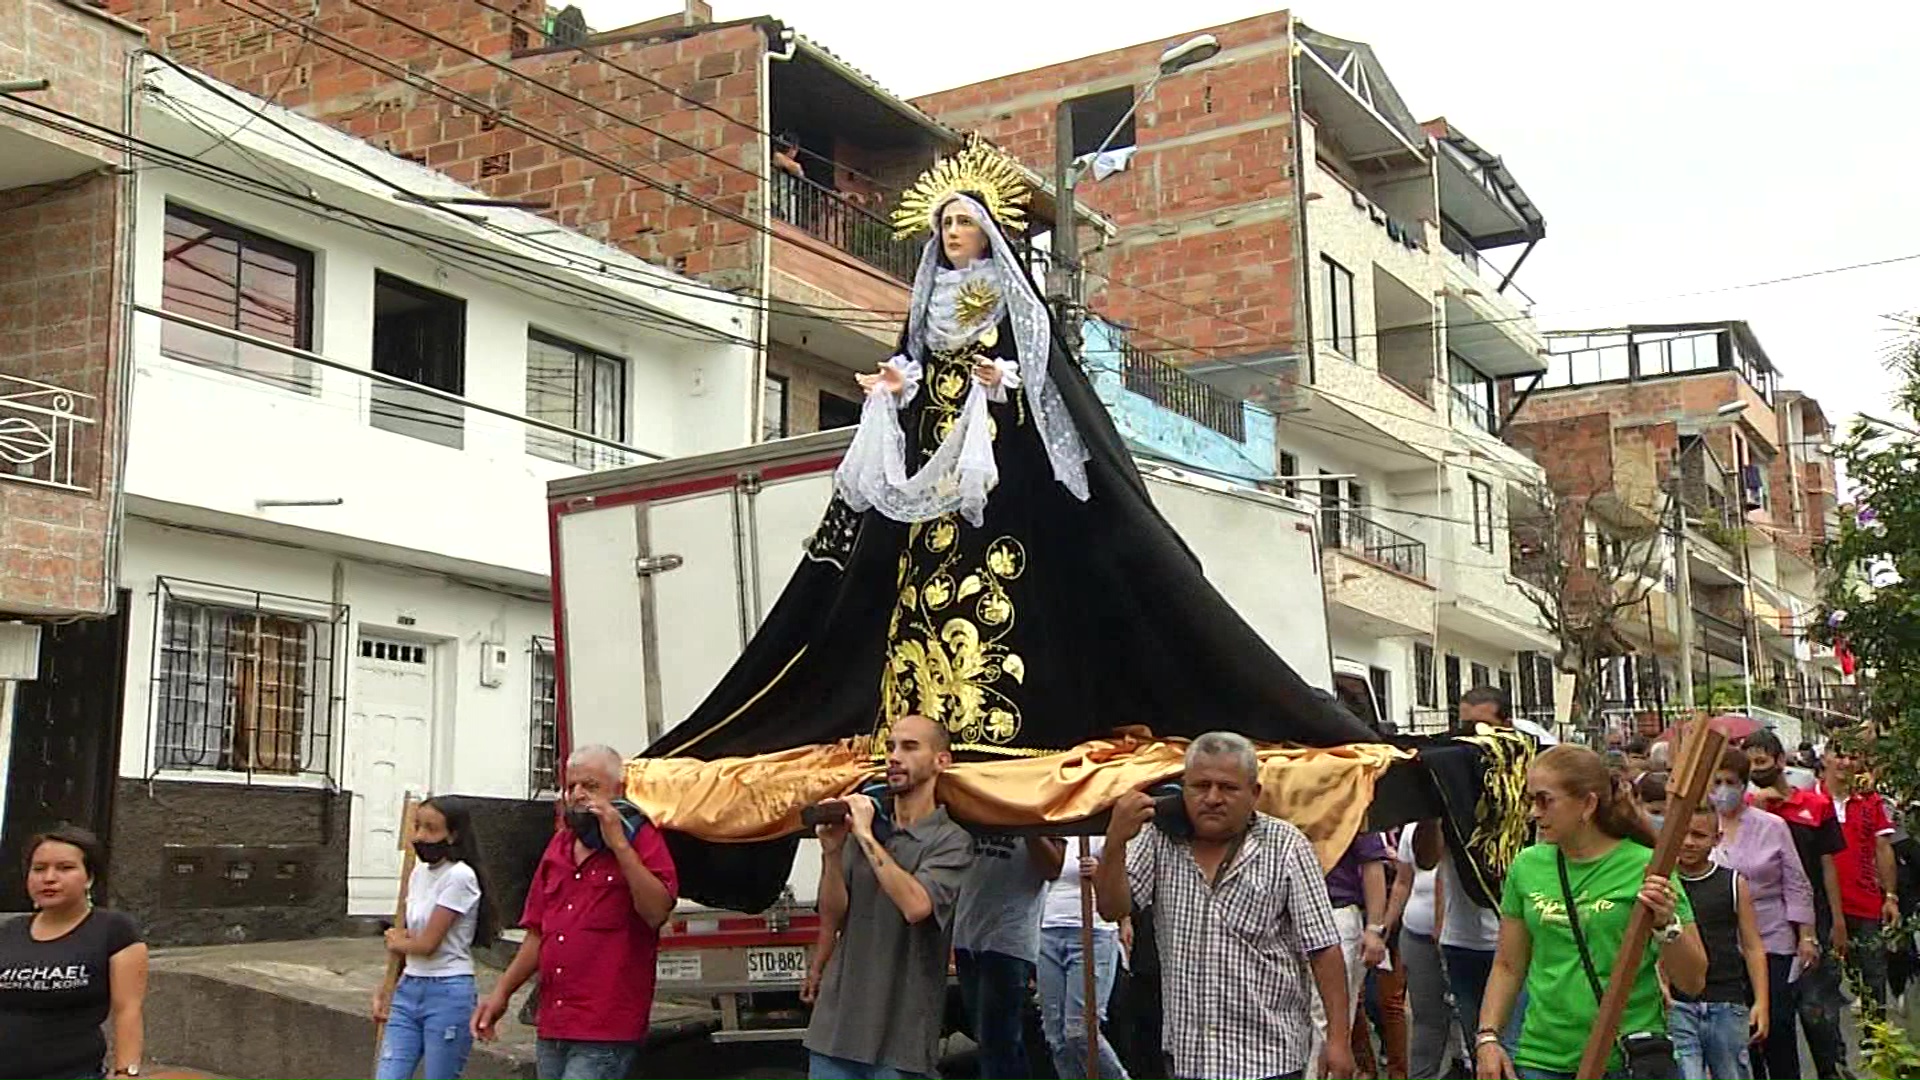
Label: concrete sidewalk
xmin=145 ymin=937 xmax=716 ymax=1079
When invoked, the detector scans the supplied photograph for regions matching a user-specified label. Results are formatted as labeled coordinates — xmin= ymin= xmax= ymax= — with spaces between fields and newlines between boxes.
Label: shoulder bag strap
xmin=1555 ymin=848 xmax=1608 ymax=1006
xmin=1559 ymin=848 xmax=1641 ymax=1070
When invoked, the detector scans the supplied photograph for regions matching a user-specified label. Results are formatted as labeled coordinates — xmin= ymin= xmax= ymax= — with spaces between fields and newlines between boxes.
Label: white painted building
xmin=103 ymin=61 xmax=757 ymax=930
xmin=1282 ymin=40 xmax=1560 ymax=734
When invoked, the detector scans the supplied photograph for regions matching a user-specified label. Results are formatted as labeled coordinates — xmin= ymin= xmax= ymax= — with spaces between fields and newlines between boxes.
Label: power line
xmin=0 ymin=93 xmax=773 ymax=351
xmin=340 ymin=0 xmax=744 ymax=190
xmin=179 ymin=0 xmax=1920 ymax=383
xmin=148 ymin=70 xmax=912 ymax=329
xmin=146 ymin=74 xmax=909 ymax=333
xmin=458 ymin=0 xmax=907 ymax=198
xmin=212 ymin=0 xmax=935 ymax=305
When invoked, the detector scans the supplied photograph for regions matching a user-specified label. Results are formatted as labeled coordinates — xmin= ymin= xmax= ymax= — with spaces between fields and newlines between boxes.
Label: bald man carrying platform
xmin=803 ymin=715 xmax=975 ymax=1080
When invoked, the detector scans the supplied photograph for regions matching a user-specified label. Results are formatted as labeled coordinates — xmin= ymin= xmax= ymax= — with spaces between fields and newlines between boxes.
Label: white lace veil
xmin=833 ymin=194 xmax=1090 ymax=526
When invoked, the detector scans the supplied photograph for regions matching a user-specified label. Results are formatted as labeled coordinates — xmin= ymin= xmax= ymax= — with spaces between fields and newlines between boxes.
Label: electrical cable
xmin=148 ymin=75 xmax=912 ymax=329
xmin=0 ymin=93 xmax=782 ymax=350
xmin=208 ymin=0 xmax=944 ymax=304
xmin=459 ymin=0 xmax=909 ymax=198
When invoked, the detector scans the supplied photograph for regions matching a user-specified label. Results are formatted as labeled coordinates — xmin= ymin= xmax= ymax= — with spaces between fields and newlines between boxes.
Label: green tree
xmin=1816 ymin=330 xmax=1920 ymax=798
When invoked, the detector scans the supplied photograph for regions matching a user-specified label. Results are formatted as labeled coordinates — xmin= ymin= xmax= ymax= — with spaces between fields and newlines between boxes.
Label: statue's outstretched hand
xmin=856 ymin=362 xmax=906 ymax=396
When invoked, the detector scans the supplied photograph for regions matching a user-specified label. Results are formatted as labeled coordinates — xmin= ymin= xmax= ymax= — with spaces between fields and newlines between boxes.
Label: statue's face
xmin=940 ymin=200 xmax=989 ymax=267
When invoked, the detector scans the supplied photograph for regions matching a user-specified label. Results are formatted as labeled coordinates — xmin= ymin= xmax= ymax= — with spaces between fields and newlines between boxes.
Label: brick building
xmin=0 ymin=0 xmax=143 ymax=902
xmin=918 ymin=13 xmax=1561 ymax=733
xmin=1509 ymin=322 xmax=1849 ymax=738
xmin=107 ymin=0 xmax=1092 ymax=442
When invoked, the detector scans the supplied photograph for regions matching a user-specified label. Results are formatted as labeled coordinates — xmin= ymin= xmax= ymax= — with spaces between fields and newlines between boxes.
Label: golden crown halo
xmin=890 ymin=135 xmax=1031 ymax=240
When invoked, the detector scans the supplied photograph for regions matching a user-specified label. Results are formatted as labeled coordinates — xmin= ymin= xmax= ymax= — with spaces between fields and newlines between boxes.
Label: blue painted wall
xmin=1080 ymin=318 xmax=1275 ymax=482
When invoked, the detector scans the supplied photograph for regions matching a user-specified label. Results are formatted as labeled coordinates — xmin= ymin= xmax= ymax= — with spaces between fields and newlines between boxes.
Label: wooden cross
xmin=1574 ymin=721 xmax=1727 ymax=1078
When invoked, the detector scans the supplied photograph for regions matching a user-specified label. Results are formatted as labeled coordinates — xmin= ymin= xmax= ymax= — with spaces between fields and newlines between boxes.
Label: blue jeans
xmin=1038 ymin=926 xmax=1129 ymax=1079
xmin=1442 ymin=945 xmax=1525 ymax=1050
xmin=536 ymin=1038 xmax=640 ymax=1080
xmin=807 ymin=1051 xmax=932 ymax=1079
xmin=956 ymin=948 xmax=1036 ymax=1079
xmin=1671 ymin=1001 xmax=1753 ymax=1080
xmin=376 ymin=973 xmax=477 ymax=1080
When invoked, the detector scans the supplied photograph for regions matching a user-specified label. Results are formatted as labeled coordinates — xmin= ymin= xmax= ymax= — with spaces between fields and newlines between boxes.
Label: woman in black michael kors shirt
xmin=0 ymin=826 xmax=147 ymax=1079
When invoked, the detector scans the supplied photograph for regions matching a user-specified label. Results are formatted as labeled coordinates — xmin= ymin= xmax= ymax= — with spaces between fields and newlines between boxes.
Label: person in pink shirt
xmin=1706 ymin=746 xmax=1816 ymax=1080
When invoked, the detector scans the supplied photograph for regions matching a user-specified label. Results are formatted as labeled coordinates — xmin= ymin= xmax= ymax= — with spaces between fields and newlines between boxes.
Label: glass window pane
xmin=161 ymin=208 xmax=313 ymax=392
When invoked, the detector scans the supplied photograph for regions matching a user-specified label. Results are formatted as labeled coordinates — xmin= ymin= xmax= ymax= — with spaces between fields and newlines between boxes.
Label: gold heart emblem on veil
xmin=955 ymin=279 xmax=1001 ymax=330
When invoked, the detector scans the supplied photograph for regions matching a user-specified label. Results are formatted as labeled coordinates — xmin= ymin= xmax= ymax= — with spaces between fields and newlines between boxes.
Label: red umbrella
xmin=1655 ymin=713 xmax=1763 ymax=744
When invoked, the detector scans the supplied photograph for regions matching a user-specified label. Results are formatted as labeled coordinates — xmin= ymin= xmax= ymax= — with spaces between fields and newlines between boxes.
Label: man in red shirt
xmin=1747 ymin=730 xmax=1850 ymax=1078
xmin=472 ymin=744 xmax=678 ymax=1079
xmin=1820 ymin=744 xmax=1899 ymax=1006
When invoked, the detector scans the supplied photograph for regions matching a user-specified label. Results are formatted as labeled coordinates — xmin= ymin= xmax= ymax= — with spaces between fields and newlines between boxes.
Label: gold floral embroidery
xmin=879 ymin=341 xmax=1033 ymax=751
xmin=882 ymin=527 xmax=1030 ymax=749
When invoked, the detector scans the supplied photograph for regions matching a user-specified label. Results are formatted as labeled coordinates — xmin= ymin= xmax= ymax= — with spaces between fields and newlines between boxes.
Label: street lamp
xmin=1051 ymin=33 xmax=1222 ymax=330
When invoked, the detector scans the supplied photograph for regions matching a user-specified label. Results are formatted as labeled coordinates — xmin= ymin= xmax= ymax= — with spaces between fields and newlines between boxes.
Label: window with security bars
xmin=530 ymin=637 xmax=559 ymax=797
xmin=153 ymin=588 xmax=339 ymax=778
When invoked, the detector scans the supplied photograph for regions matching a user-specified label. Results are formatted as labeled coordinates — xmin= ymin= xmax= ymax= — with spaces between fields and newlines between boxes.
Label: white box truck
xmin=547 ymin=427 xmax=1361 ymax=796
xmin=544 ymin=426 xmax=1375 ymax=1039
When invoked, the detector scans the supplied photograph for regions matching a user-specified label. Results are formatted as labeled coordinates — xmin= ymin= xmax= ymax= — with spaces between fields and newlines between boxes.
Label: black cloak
xmin=644 ymin=231 xmax=1381 ymax=912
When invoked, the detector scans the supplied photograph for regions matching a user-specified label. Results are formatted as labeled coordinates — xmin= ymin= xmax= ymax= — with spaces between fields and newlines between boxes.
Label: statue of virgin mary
xmin=642 ymin=138 xmax=1379 ymax=907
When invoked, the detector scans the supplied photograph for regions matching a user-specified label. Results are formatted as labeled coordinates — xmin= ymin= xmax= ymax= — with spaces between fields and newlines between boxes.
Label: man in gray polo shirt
xmin=954 ymin=832 xmax=1063 ymax=1077
xmin=804 ymin=714 xmax=973 ymax=1080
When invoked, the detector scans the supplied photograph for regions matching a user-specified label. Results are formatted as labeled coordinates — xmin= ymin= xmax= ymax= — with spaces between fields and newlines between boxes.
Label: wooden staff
xmin=372 ymin=794 xmax=420 ymax=1071
xmin=1574 ymin=723 xmax=1725 ymax=1079
xmin=1078 ymin=834 xmax=1098 ymax=1079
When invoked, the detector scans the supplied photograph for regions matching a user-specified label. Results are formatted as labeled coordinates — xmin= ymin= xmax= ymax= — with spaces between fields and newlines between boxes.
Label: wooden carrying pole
xmin=1078 ymin=835 xmax=1099 ymax=1080
xmin=372 ymin=794 xmax=420 ymax=1069
xmin=1574 ymin=723 xmax=1726 ymax=1079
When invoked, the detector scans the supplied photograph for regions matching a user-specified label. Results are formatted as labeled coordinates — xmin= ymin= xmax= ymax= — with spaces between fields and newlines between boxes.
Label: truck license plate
xmin=744 ymin=944 xmax=809 ymax=983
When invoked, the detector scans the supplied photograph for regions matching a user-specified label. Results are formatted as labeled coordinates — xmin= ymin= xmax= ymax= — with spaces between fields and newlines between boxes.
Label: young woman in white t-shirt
xmin=372 ymin=796 xmax=497 ymax=1080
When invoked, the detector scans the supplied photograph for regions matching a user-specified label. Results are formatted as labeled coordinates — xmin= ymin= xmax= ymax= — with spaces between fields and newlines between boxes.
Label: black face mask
xmin=567 ymin=807 xmax=612 ymax=851
xmin=412 ymin=839 xmax=452 ymax=865
xmin=1752 ymin=767 xmax=1782 ymax=788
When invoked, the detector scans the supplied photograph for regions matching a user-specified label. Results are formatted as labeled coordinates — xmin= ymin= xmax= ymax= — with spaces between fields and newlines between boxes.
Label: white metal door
xmin=347 ymin=635 xmax=436 ymax=915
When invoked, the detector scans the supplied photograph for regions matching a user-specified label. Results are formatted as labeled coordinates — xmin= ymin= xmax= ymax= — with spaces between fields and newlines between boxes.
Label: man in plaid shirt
xmin=1094 ymin=731 xmax=1357 ymax=1080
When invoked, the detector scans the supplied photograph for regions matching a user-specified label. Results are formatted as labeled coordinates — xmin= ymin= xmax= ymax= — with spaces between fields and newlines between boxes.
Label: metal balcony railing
xmin=771 ymin=170 xmax=921 ymax=283
xmin=1322 ymin=509 xmax=1428 ymax=580
xmin=1116 ymin=336 xmax=1246 ymax=441
xmin=0 ymin=372 xmax=97 ymax=492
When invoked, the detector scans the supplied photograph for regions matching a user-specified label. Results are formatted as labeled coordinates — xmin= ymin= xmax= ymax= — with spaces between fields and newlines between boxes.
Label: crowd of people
xmin=2 ymin=692 xmax=1915 ymax=1080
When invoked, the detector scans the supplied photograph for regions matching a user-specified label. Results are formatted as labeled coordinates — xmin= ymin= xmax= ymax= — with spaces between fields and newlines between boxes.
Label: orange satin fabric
xmin=625 ymin=731 xmax=1411 ymax=871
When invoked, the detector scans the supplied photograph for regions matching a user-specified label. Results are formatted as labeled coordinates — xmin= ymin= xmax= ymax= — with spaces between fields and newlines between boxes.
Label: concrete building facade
xmin=917 ymin=13 xmax=1560 ymax=733
xmin=1510 ymin=322 xmax=1850 ymax=740
xmin=0 ymin=55 xmax=754 ymax=938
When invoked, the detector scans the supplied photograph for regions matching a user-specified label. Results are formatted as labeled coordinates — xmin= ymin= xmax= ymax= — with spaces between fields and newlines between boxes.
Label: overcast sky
xmin=582 ymin=0 xmax=1919 ymax=439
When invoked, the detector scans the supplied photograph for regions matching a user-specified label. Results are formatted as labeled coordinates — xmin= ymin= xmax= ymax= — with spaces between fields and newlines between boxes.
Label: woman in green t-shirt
xmin=1474 ymin=745 xmax=1710 ymax=1080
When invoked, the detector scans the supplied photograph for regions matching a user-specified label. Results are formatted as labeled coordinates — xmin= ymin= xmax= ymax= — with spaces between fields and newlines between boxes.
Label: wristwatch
xmin=112 ymin=1068 xmax=140 ymax=1078
xmin=1655 ymin=916 xmax=1684 ymax=945
xmin=1366 ymin=923 xmax=1388 ymax=937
